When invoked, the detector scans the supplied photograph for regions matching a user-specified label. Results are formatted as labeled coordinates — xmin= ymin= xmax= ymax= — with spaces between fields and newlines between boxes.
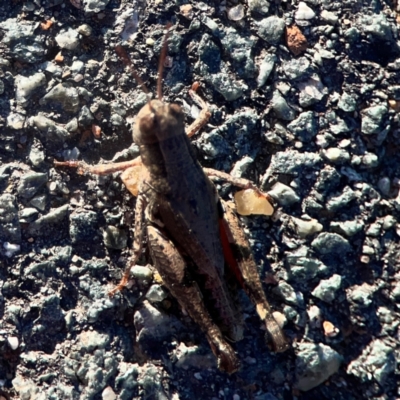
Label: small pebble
xmin=323 ymin=321 xmax=339 ymax=337
xmin=7 ymin=336 xmax=19 ymax=350
xmin=227 ymin=5 xmax=244 ymax=21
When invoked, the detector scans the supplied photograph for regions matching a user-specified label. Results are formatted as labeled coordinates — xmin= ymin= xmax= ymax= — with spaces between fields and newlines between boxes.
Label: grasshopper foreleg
xmin=108 ymin=189 xmax=148 ymax=296
xmin=146 ymin=224 xmax=240 ymax=374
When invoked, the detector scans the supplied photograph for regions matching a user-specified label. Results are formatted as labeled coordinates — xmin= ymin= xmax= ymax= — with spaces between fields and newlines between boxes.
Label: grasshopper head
xmin=133 ymin=99 xmax=185 ymax=145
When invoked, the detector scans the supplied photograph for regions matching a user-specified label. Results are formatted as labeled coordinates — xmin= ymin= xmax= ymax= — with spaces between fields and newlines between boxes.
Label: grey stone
xmin=326 ymin=186 xmax=357 ymax=212
xmin=55 ymin=28 xmax=80 ymax=50
xmin=145 ymin=284 xmax=168 ymax=303
xmin=283 ymin=57 xmax=311 ymax=80
xmin=41 ymin=83 xmax=80 ymax=113
xmin=19 ymin=207 xmax=39 ymax=223
xmin=15 ymin=73 xmax=46 ymax=105
xmin=248 ymin=0 xmax=270 ymax=15
xmin=206 ymin=72 xmax=245 ymax=101
xmin=17 ymin=172 xmax=48 ymax=199
xmin=131 ymin=265 xmax=153 ymax=282
xmin=312 ymin=274 xmax=342 ymax=303
xmin=83 ymin=0 xmax=110 ymax=13
xmin=377 ymin=177 xmax=391 ymax=196
xmin=77 ymin=330 xmax=110 ymax=353
xmin=346 ymin=283 xmax=375 ymax=308
xmin=230 ymin=156 xmax=254 ymax=178
xmin=78 ymin=106 xmax=94 ymax=126
xmin=361 ymin=13 xmax=394 ymax=41
xmin=257 ymin=16 xmax=285 ymax=45
xmin=273 ymin=281 xmax=299 ymax=306
xmin=295 ymin=343 xmax=342 ymax=391
xmin=271 ymin=91 xmax=295 ymax=121
xmin=330 ymin=220 xmax=364 ymax=237
xmin=268 ymin=182 xmax=300 ymax=206
xmin=347 ymin=339 xmax=395 ymax=385
xmin=103 ymin=226 xmax=127 ymax=249
xmin=286 ymin=246 xmax=328 ymax=280
xmin=29 ymin=115 xmax=71 ymax=143
xmin=361 ymin=105 xmax=388 ymax=135
xmin=221 ymin=28 xmax=256 ymax=78
xmin=0 ymin=18 xmax=46 ymax=63
xmin=287 ymin=111 xmax=318 ymax=141
xmin=29 ymin=146 xmax=45 ymax=167
xmin=201 ymin=131 xmax=230 ymax=158
xmin=257 ymin=54 xmax=277 ymax=88
xmin=297 ymin=75 xmax=327 ymax=107
xmin=338 ymin=92 xmax=357 ymax=112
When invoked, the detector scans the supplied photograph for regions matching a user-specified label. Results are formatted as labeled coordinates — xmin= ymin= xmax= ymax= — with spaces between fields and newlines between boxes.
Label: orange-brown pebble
xmin=40 ymin=20 xmax=53 ymax=30
xmin=286 ymin=25 xmax=308 ymax=56
xmin=323 ymin=320 xmax=339 ymax=337
xmin=54 ymin=51 xmax=64 ymax=63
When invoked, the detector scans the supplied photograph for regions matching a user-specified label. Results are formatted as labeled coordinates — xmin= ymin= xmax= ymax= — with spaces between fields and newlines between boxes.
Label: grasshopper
xmin=55 ymin=31 xmax=288 ymax=373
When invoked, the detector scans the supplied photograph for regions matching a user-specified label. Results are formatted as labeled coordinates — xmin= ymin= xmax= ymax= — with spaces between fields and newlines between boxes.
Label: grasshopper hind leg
xmin=146 ymin=224 xmax=240 ymax=374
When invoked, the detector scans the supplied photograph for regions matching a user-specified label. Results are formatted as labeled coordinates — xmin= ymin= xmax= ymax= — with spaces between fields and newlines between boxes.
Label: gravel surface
xmin=1 ymin=0 xmax=400 ymax=399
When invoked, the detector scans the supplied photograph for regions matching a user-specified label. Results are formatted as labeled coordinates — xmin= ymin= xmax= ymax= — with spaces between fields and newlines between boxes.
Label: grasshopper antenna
xmin=115 ymin=45 xmax=150 ymax=97
xmin=157 ymin=23 xmax=172 ymax=101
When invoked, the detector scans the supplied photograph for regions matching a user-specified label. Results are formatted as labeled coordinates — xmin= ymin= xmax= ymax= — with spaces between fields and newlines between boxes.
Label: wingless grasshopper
xmin=55 ymin=29 xmax=288 ymax=373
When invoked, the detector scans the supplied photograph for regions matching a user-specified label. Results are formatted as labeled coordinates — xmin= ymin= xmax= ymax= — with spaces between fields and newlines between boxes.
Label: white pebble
xmin=7 ymin=336 xmax=19 ymax=350
xmin=4 ymin=242 xmax=20 ymax=257
xmin=296 ymin=2 xmax=316 ymax=21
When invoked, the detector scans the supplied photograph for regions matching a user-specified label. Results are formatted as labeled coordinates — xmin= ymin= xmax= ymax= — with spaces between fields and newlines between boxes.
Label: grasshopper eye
xmin=139 ymin=112 xmax=158 ymax=135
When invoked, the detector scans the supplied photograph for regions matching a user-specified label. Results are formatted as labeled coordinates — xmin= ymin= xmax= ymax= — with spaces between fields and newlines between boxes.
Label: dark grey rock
xmin=103 ymin=226 xmax=127 ymax=249
xmin=78 ymin=106 xmax=94 ymax=126
xmin=0 ymin=194 xmax=21 ymax=243
xmin=221 ymin=28 xmax=256 ymax=78
xmin=134 ymin=301 xmax=184 ymax=347
xmin=69 ymin=209 xmax=99 ymax=243
xmin=206 ymin=72 xmax=245 ymax=102
xmin=17 ymin=172 xmax=48 ymax=199
xmin=295 ymin=342 xmax=342 ymax=391
xmin=311 ymin=232 xmax=351 ymax=256
xmin=273 ymin=281 xmax=298 ymax=306
xmin=28 ymin=204 xmax=69 ymax=235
